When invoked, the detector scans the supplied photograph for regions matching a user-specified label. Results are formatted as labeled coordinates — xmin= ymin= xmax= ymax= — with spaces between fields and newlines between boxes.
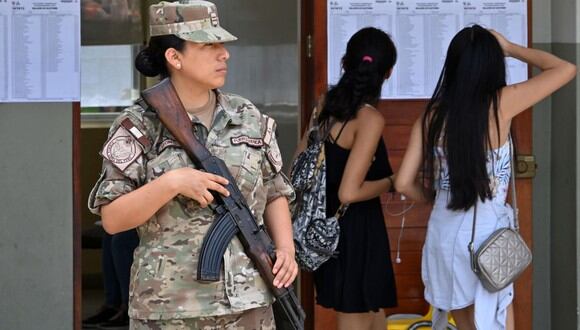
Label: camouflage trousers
xmin=130 ymin=306 xmax=275 ymax=330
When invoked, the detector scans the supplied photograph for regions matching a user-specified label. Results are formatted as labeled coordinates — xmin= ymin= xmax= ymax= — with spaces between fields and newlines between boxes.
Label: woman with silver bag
xmin=395 ymin=25 xmax=576 ymax=330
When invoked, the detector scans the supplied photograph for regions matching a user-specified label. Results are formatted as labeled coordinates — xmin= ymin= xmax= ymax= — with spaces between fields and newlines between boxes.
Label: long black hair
xmin=318 ymin=27 xmax=397 ymax=126
xmin=423 ymin=25 xmax=507 ymax=211
xmin=135 ymin=35 xmax=186 ymax=78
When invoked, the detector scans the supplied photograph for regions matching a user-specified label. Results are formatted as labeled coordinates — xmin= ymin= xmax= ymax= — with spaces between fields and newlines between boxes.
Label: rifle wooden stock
xmin=141 ymin=78 xmax=305 ymax=330
xmin=140 ymin=78 xmax=212 ymax=166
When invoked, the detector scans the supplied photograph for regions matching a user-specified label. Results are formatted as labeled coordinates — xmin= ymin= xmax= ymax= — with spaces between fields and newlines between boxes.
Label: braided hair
xmin=318 ymin=27 xmax=397 ymax=126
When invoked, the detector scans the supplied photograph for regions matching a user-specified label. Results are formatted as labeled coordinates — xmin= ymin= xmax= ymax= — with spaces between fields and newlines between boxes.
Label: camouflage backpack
xmin=290 ymin=112 xmax=348 ymax=272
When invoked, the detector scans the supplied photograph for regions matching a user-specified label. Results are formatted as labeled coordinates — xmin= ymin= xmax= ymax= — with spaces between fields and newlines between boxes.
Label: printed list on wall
xmin=0 ymin=0 xmax=80 ymax=102
xmin=328 ymin=0 xmax=528 ymax=99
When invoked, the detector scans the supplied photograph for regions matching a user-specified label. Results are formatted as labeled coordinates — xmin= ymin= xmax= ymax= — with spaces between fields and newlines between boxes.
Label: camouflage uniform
xmin=88 ymin=90 xmax=295 ymax=322
xmin=131 ymin=305 xmax=274 ymax=330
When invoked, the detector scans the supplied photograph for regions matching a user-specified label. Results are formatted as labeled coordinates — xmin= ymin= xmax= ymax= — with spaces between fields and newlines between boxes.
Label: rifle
xmin=141 ymin=78 xmax=305 ymax=330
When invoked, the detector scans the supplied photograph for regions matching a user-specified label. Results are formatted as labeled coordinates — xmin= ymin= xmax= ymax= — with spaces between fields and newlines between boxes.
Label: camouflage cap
xmin=149 ymin=0 xmax=237 ymax=43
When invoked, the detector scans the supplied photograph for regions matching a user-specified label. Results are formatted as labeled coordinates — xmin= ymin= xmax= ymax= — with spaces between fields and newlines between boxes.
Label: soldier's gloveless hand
xmin=272 ymin=246 xmax=298 ymax=288
xmin=167 ymin=167 xmax=230 ymax=208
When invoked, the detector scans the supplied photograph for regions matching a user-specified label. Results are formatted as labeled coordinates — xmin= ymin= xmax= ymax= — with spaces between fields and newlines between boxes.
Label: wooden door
xmin=299 ymin=1 xmax=533 ymax=329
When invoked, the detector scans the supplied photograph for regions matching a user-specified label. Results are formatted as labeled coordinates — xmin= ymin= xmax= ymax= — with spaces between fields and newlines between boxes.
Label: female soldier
xmin=396 ymin=25 xmax=576 ymax=329
xmin=88 ymin=1 xmax=298 ymax=328
xmin=294 ymin=27 xmax=398 ymax=330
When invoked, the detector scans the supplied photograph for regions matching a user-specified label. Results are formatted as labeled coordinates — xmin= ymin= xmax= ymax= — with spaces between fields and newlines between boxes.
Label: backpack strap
xmin=310 ymin=96 xmax=334 ymax=143
xmin=310 ymin=95 xmax=325 ymax=127
xmin=312 ymin=130 xmax=349 ymax=219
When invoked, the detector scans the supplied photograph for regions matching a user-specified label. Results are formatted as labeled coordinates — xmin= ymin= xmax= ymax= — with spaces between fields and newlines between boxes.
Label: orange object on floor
xmin=386 ymin=305 xmax=457 ymax=330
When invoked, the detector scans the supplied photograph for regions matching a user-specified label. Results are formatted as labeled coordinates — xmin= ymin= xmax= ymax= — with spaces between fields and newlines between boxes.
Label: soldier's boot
xmin=98 ymin=304 xmax=129 ymax=329
xmin=82 ymin=305 xmax=120 ymax=328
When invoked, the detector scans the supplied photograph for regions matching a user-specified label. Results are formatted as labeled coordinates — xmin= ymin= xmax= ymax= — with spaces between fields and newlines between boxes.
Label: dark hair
xmin=318 ymin=27 xmax=397 ymax=125
xmin=135 ymin=35 xmax=186 ymax=78
xmin=423 ymin=25 xmax=507 ymax=211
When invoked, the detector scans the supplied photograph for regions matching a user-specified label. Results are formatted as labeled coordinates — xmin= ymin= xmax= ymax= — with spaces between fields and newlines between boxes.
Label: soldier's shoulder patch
xmin=267 ymin=147 xmax=283 ymax=173
xmin=101 ymin=125 xmax=143 ymax=172
xmin=262 ymin=116 xmax=276 ymax=146
xmin=119 ymin=117 xmax=152 ymax=150
xmin=158 ymin=138 xmax=181 ymax=153
xmin=231 ymin=135 xmax=264 ymax=148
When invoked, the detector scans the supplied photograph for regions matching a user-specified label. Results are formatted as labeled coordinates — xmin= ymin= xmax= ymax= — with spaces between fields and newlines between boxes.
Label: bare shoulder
xmin=355 ymin=105 xmax=385 ymax=128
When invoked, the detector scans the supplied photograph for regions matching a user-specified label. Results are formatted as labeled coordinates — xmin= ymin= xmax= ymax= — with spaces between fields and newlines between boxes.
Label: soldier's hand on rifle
xmin=168 ymin=168 xmax=230 ymax=208
xmin=272 ymin=246 xmax=298 ymax=288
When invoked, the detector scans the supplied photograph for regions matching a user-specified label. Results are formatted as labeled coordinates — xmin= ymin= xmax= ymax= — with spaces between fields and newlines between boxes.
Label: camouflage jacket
xmin=88 ymin=90 xmax=295 ymax=320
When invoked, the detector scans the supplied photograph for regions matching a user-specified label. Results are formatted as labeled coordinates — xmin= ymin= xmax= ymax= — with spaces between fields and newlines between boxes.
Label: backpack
xmin=290 ymin=110 xmax=348 ymax=272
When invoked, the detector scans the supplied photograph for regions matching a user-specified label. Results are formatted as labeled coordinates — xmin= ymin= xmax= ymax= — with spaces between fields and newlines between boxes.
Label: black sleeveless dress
xmin=313 ymin=132 xmax=397 ymax=313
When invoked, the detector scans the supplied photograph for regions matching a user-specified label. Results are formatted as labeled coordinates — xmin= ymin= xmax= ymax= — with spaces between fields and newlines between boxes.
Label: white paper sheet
xmin=327 ymin=0 xmax=528 ymax=99
xmin=464 ymin=0 xmax=528 ymax=85
xmin=0 ymin=0 xmax=80 ymax=102
xmin=327 ymin=1 xmax=396 ymax=96
xmin=391 ymin=0 xmax=463 ymax=99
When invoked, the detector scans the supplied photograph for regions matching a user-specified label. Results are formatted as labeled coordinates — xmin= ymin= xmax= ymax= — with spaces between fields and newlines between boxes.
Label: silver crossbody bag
xmin=468 ymin=137 xmax=532 ymax=292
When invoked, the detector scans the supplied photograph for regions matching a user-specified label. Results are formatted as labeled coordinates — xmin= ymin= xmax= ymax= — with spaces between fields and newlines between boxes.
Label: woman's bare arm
xmin=337 ymin=107 xmax=394 ymax=204
xmin=491 ymin=31 xmax=577 ymax=121
xmin=395 ymin=117 xmax=429 ymax=202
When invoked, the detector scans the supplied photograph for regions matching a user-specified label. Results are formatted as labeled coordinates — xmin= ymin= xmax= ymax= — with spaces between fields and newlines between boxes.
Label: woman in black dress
xmin=295 ymin=27 xmax=398 ymax=330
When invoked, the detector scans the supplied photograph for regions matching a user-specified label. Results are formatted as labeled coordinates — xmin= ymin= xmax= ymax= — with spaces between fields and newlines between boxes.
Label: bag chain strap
xmin=468 ymin=135 xmax=519 ymax=271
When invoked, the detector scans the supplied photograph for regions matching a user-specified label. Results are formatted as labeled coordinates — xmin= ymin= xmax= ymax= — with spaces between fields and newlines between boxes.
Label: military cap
xmin=149 ymin=0 xmax=237 ymax=43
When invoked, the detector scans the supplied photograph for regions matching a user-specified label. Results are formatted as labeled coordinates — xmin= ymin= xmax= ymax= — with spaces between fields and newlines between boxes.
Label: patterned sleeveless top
xmin=434 ymin=141 xmax=512 ymax=203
